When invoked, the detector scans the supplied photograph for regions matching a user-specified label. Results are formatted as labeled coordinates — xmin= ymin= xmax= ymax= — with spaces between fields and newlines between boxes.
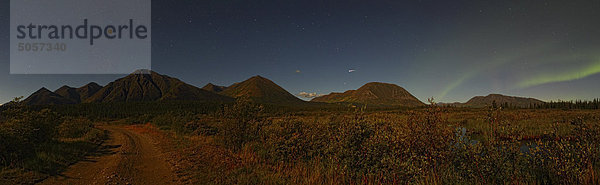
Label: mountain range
xmin=54 ymin=82 xmax=103 ymax=103
xmin=22 ymin=88 xmax=79 ymax=105
xmin=84 ymin=70 xmax=232 ymax=103
xmin=14 ymin=70 xmax=545 ymax=108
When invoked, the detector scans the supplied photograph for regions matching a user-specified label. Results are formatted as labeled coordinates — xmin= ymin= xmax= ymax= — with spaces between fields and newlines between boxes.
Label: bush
xmin=151 ymin=111 xmax=195 ymax=133
xmin=184 ymin=116 xmax=219 ymax=136
xmin=57 ymin=118 xmax=94 ymax=139
xmin=261 ymin=118 xmax=312 ymax=163
xmin=218 ymin=98 xmax=264 ymax=151
xmin=0 ymin=108 xmax=62 ymax=167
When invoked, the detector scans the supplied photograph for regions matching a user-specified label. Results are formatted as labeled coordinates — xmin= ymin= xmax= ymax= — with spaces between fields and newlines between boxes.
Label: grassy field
xmin=127 ymin=100 xmax=600 ymax=184
xmin=2 ymin=99 xmax=599 ymax=184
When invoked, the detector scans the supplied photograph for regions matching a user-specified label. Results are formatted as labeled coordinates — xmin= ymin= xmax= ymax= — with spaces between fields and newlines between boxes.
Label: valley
xmin=1 ymin=70 xmax=599 ymax=184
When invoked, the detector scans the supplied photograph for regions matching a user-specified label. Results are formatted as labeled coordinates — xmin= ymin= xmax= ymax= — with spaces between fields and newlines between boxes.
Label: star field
xmin=0 ymin=0 xmax=599 ymax=103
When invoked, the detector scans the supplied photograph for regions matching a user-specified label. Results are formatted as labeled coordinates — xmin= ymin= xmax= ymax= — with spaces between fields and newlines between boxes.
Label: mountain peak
xmin=76 ymin=82 xmax=104 ymax=101
xmin=312 ymin=82 xmax=424 ymax=107
xmin=57 ymin=85 xmax=74 ymax=90
xmin=247 ymin=75 xmax=269 ymax=81
xmin=219 ymin=76 xmax=303 ymax=104
xmin=464 ymin=94 xmax=544 ymax=108
xmin=84 ymin=82 xmax=101 ymax=88
xmin=364 ymin=82 xmax=393 ymax=85
xmin=132 ymin=69 xmax=153 ymax=74
xmin=23 ymin=87 xmax=77 ymax=105
xmin=38 ymin=87 xmax=51 ymax=92
xmin=359 ymin=82 xmax=399 ymax=89
xmin=54 ymin=85 xmax=80 ymax=102
xmin=202 ymin=83 xmax=227 ymax=93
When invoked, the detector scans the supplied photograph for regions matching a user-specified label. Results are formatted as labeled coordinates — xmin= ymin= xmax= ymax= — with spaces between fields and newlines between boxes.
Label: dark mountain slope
xmin=77 ymin=82 xmax=103 ymax=100
xmin=464 ymin=94 xmax=544 ymax=108
xmin=85 ymin=70 xmax=232 ymax=103
xmin=311 ymin=82 xmax=424 ymax=107
xmin=54 ymin=83 xmax=104 ymax=103
xmin=219 ymin=76 xmax=304 ymax=104
xmin=23 ymin=88 xmax=78 ymax=105
xmin=202 ymin=83 xmax=227 ymax=93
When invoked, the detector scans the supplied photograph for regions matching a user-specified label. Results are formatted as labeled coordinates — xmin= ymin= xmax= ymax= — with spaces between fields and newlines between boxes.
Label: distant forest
xmin=488 ymin=99 xmax=600 ymax=109
xmin=535 ymin=99 xmax=600 ymax=109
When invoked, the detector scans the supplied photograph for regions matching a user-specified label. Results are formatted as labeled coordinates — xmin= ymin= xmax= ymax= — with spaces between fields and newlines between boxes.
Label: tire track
xmin=39 ymin=126 xmax=178 ymax=185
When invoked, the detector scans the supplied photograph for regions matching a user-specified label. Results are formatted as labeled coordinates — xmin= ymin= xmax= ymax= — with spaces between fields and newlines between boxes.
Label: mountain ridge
xmin=53 ymin=82 xmax=104 ymax=103
xmin=311 ymin=82 xmax=425 ymax=107
xmin=438 ymin=94 xmax=545 ymax=108
xmin=218 ymin=75 xmax=304 ymax=104
xmin=23 ymin=87 xmax=78 ymax=105
xmin=14 ymin=70 xmax=548 ymax=108
xmin=464 ymin=94 xmax=544 ymax=108
xmin=85 ymin=70 xmax=232 ymax=103
xmin=202 ymin=83 xmax=228 ymax=93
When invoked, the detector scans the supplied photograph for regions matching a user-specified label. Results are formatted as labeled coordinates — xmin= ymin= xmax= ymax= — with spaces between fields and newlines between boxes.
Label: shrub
xmin=218 ymin=98 xmax=264 ymax=151
xmin=57 ymin=118 xmax=94 ymax=139
xmin=0 ymin=107 xmax=62 ymax=167
xmin=151 ymin=111 xmax=195 ymax=133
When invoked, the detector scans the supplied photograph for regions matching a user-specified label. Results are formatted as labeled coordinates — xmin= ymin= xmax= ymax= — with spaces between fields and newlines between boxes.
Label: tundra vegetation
xmin=1 ymin=98 xmax=599 ymax=184
xmin=0 ymin=97 xmax=106 ymax=184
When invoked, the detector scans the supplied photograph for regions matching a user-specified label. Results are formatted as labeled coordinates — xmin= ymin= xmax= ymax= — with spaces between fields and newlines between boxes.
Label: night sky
xmin=1 ymin=0 xmax=600 ymax=104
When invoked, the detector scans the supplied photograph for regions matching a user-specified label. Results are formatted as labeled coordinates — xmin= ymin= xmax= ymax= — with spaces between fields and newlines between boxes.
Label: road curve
xmin=39 ymin=126 xmax=179 ymax=185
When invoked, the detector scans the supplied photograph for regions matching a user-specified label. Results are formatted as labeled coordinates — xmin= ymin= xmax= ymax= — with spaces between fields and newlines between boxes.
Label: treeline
xmin=459 ymin=99 xmax=600 ymax=110
xmin=28 ymin=101 xmax=226 ymax=121
xmin=19 ymin=101 xmax=386 ymax=121
xmin=535 ymin=99 xmax=600 ymax=110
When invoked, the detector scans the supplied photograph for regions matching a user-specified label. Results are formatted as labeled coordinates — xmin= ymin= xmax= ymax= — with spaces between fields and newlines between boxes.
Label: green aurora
xmin=517 ymin=60 xmax=600 ymax=89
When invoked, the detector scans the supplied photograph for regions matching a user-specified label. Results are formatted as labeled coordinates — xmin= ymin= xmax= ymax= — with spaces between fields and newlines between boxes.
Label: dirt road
xmin=39 ymin=126 xmax=179 ymax=185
